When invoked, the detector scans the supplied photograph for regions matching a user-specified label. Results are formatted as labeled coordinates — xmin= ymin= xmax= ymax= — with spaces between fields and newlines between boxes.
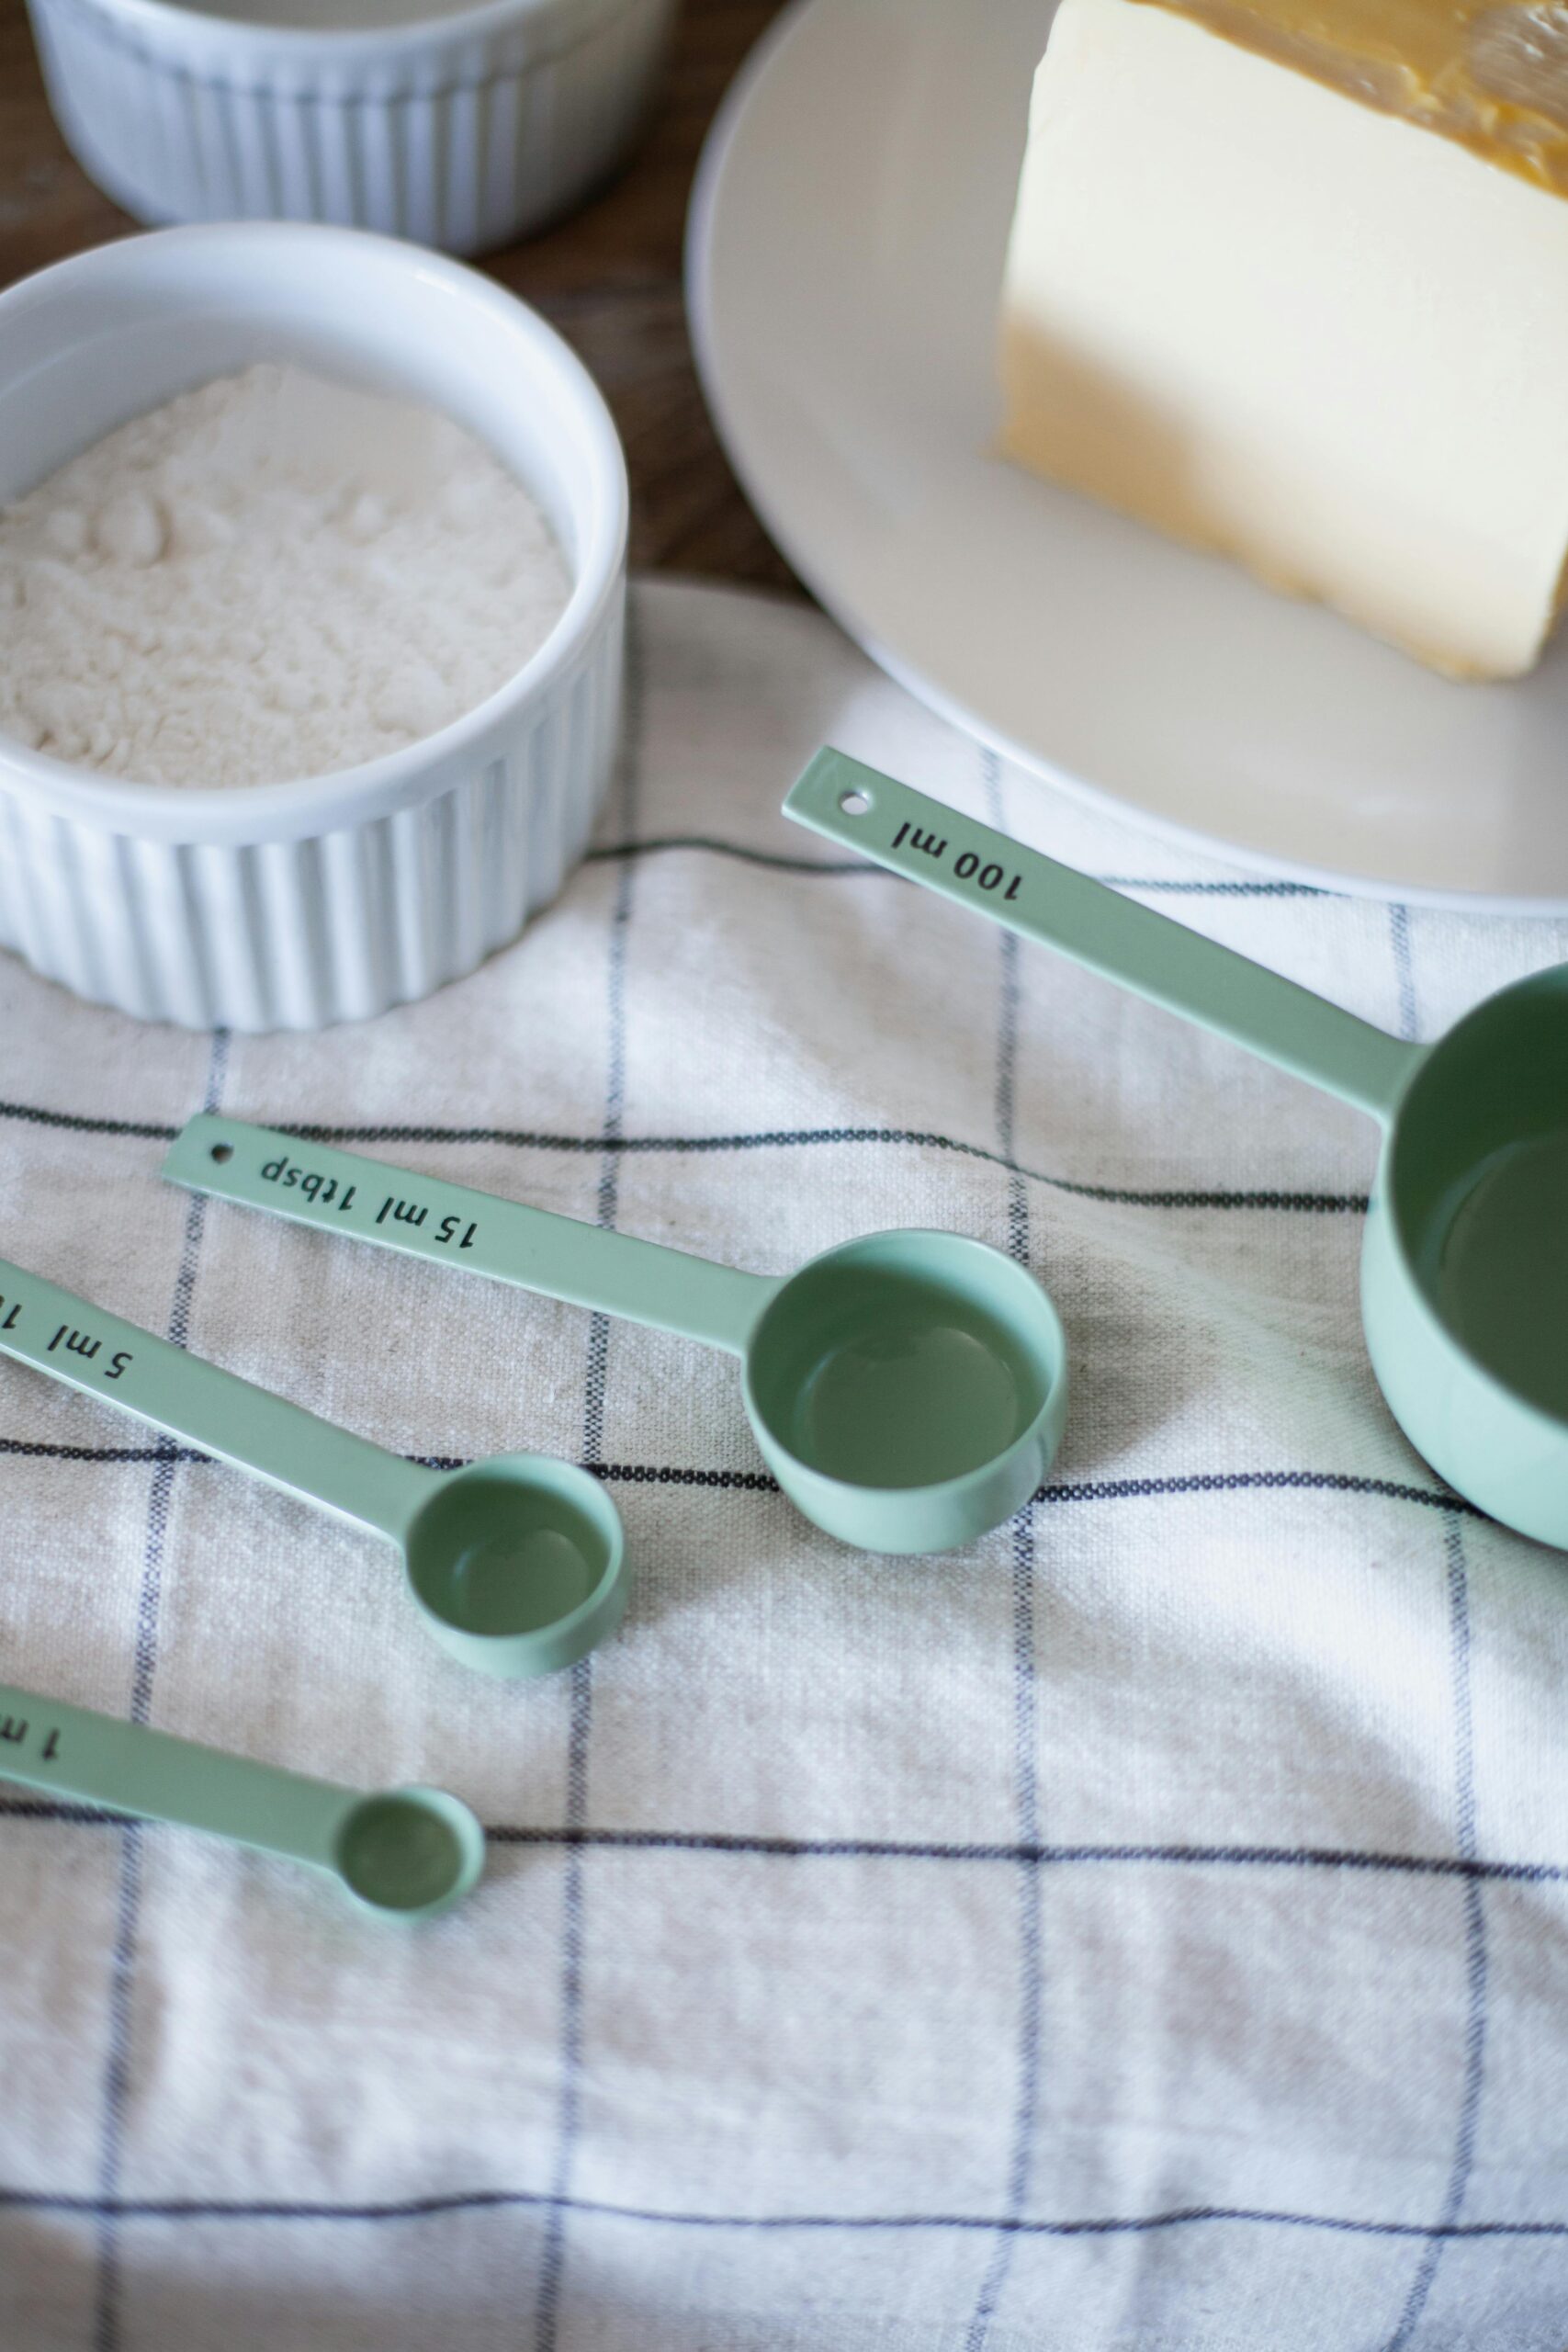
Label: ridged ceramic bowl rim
xmin=36 ymin=0 xmax=637 ymax=66
xmin=0 ymin=222 xmax=629 ymax=843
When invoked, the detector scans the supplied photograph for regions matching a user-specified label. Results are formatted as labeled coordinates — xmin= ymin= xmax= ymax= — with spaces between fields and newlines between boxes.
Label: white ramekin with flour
xmin=0 ymin=223 xmax=627 ymax=1031
xmin=26 ymin=0 xmax=678 ymax=255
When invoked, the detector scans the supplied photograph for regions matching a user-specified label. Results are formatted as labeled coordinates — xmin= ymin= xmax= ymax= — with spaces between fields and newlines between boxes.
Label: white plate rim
xmin=686 ymin=0 xmax=1568 ymax=914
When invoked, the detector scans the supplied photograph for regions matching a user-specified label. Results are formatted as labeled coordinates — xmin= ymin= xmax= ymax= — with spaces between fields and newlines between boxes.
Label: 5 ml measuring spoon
xmin=0 ymin=1679 xmax=483 ymax=1917
xmin=784 ymin=749 xmax=1568 ymax=1553
xmin=161 ymin=1123 xmax=1070 ymax=1555
xmin=0 ymin=1258 xmax=626 ymax=1677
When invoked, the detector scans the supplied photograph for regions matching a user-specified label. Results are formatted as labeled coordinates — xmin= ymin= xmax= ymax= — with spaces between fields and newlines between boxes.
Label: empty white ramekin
xmin=26 ymin=0 xmax=678 ymax=255
xmin=0 ymin=223 xmax=628 ymax=1031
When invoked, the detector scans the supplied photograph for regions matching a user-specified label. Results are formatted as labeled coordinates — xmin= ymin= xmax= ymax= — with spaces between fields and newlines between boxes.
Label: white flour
xmin=0 ymin=363 xmax=573 ymax=788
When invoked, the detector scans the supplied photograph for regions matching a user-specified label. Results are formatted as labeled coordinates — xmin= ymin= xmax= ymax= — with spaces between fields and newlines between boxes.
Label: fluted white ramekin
xmin=27 ymin=0 xmax=678 ymax=255
xmin=0 ymin=223 xmax=628 ymax=1032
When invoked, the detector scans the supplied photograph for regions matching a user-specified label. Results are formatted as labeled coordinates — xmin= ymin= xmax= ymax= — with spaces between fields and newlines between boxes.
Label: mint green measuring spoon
xmin=160 ymin=1125 xmax=1069 ymax=1555
xmin=0 ymin=1259 xmax=626 ymax=1677
xmin=0 ymin=1679 xmax=483 ymax=1917
xmin=784 ymin=749 xmax=1568 ymax=1554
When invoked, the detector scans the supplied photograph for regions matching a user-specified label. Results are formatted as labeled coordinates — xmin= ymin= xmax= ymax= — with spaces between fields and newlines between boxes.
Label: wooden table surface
xmin=0 ymin=0 xmax=800 ymax=592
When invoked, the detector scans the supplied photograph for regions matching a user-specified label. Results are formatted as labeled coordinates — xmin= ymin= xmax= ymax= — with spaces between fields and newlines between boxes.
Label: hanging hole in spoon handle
xmin=161 ymin=1115 xmax=772 ymax=1356
xmin=784 ymin=750 xmax=1422 ymax=1125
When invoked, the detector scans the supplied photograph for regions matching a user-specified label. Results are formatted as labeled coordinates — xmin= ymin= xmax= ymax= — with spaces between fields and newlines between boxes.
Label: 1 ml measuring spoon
xmin=160 ymin=1123 xmax=1069 ymax=1555
xmin=0 ymin=1259 xmax=626 ymax=1677
xmin=785 ymin=748 xmax=1568 ymax=1552
xmin=0 ymin=1679 xmax=484 ymax=1917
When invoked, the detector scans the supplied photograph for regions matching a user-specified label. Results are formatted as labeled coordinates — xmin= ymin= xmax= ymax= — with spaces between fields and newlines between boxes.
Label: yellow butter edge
xmin=1127 ymin=0 xmax=1568 ymax=198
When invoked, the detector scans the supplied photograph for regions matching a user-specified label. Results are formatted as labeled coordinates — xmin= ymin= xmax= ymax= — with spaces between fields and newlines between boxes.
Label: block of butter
xmin=998 ymin=0 xmax=1568 ymax=679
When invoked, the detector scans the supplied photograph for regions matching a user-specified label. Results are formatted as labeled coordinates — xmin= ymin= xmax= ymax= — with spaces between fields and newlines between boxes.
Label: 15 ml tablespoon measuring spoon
xmin=160 ymin=1122 xmax=1069 ymax=1555
xmin=784 ymin=748 xmax=1568 ymax=1553
xmin=0 ymin=1259 xmax=626 ymax=1676
xmin=0 ymin=1680 xmax=484 ymax=1917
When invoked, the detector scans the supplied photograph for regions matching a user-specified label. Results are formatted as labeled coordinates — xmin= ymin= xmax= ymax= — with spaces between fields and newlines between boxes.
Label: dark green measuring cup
xmin=785 ymin=749 xmax=1568 ymax=1553
xmin=161 ymin=1123 xmax=1069 ymax=1556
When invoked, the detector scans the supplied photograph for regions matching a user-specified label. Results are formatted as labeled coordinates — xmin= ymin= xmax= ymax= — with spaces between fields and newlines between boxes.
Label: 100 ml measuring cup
xmin=0 ymin=1259 xmax=626 ymax=1676
xmin=784 ymin=749 xmax=1568 ymax=1553
xmin=0 ymin=1679 xmax=484 ymax=1917
xmin=160 ymin=1121 xmax=1070 ymax=1555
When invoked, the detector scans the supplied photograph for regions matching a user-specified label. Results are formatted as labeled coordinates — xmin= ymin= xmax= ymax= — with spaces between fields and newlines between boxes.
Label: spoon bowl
xmin=1362 ymin=964 xmax=1568 ymax=1540
xmin=741 ymin=1230 xmax=1068 ymax=1553
xmin=401 ymin=1457 xmax=626 ymax=1677
xmin=332 ymin=1786 xmax=487 ymax=1918
xmin=1385 ymin=963 xmax=1568 ymax=1414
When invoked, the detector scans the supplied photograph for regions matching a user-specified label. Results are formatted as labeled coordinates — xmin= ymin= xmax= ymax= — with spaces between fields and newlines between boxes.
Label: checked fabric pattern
xmin=1 ymin=580 xmax=1567 ymax=2352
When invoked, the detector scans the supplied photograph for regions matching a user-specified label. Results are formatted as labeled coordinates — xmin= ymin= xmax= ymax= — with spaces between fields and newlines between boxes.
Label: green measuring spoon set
xmin=0 ymin=1085 xmax=1070 ymax=1910
xmin=784 ymin=749 xmax=1568 ymax=1553
xmin=0 ymin=1254 xmax=624 ymax=1916
xmin=11 ymin=738 xmax=1560 ymax=1910
xmin=155 ymin=735 xmax=1568 ymax=1566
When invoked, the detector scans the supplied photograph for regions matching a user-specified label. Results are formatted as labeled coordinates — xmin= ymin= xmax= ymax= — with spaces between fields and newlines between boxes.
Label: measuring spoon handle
xmin=785 ymin=752 xmax=1420 ymax=1125
xmin=0 ymin=1259 xmax=433 ymax=1542
xmin=0 ymin=1679 xmax=355 ymax=1874
xmin=161 ymin=1119 xmax=775 ymax=1356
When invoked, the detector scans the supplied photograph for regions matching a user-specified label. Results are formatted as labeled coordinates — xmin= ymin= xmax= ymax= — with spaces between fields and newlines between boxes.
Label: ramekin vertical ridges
xmin=27 ymin=0 xmax=678 ymax=255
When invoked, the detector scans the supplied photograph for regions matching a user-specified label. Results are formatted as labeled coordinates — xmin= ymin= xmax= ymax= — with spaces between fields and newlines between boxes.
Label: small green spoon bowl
xmin=402 ymin=1457 xmax=627 ymax=1679
xmin=332 ymin=1786 xmax=488 ymax=1918
xmin=740 ymin=1229 xmax=1069 ymax=1555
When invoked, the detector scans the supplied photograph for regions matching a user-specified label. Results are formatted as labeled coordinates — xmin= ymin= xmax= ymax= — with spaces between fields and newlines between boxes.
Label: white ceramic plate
xmin=688 ymin=0 xmax=1568 ymax=907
